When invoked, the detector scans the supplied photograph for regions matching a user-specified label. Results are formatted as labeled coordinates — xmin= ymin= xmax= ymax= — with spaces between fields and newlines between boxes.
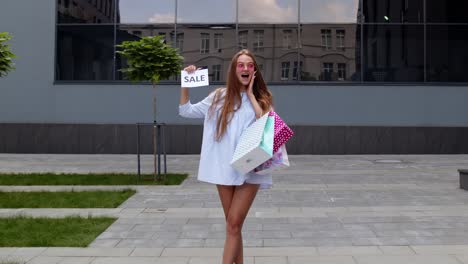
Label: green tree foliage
xmin=0 ymin=32 xmax=16 ymax=78
xmin=116 ymin=35 xmax=183 ymax=84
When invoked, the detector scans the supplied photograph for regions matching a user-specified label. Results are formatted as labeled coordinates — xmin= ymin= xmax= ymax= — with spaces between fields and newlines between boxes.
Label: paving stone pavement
xmin=1 ymin=154 xmax=468 ymax=263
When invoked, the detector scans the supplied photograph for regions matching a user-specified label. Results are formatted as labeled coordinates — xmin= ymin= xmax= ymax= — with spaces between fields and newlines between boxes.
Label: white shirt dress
xmin=179 ymin=90 xmax=272 ymax=189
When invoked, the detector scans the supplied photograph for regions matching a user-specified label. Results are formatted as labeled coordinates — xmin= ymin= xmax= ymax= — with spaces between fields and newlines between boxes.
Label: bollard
xmin=459 ymin=169 xmax=468 ymax=191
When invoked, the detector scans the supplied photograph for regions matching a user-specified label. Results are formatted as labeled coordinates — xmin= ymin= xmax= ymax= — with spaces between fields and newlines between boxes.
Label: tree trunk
xmin=152 ymin=83 xmax=159 ymax=181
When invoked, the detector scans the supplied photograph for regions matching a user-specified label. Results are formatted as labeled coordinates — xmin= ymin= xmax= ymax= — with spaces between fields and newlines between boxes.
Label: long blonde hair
xmin=209 ymin=49 xmax=273 ymax=141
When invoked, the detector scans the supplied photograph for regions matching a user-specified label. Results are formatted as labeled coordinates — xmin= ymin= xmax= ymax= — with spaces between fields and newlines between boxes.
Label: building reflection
xmin=57 ymin=0 xmax=360 ymax=82
xmin=56 ymin=0 xmax=468 ymax=83
xmin=117 ymin=23 xmax=359 ymax=82
xmin=57 ymin=0 xmax=115 ymax=23
xmin=300 ymin=24 xmax=358 ymax=82
xmin=57 ymin=25 xmax=114 ymax=80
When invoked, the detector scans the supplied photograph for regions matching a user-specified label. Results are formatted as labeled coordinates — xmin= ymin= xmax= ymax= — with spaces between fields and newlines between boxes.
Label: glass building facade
xmin=56 ymin=0 xmax=468 ymax=83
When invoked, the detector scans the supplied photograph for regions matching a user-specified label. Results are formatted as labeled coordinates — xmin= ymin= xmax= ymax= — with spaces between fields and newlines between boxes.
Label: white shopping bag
xmin=230 ymin=113 xmax=273 ymax=174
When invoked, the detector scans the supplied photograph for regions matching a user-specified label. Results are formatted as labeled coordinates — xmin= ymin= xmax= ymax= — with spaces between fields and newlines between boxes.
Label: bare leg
xmin=217 ymin=183 xmax=260 ymax=264
xmin=217 ymin=185 xmax=242 ymax=263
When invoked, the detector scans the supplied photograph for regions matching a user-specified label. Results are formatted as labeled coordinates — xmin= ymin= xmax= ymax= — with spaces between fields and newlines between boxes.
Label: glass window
xmin=171 ymin=32 xmax=184 ymax=52
xmin=253 ymin=30 xmax=264 ymax=53
xmin=427 ymin=25 xmax=468 ymax=82
xmin=363 ymin=0 xmax=423 ymax=23
xmin=200 ymin=33 xmax=210 ymax=54
xmin=212 ymin=64 xmax=222 ymax=81
xmin=56 ymin=0 xmax=468 ymax=84
xmin=281 ymin=62 xmax=290 ymax=80
xmin=176 ymin=24 xmax=237 ymax=83
xmin=239 ymin=0 xmax=298 ymax=23
xmin=115 ymin=24 xmax=175 ymax=81
xmin=426 ymin=0 xmax=468 ymax=23
xmin=177 ymin=0 xmax=235 ymax=23
xmin=337 ymin=63 xmax=347 ymax=80
xmin=117 ymin=0 xmax=175 ymax=23
xmin=238 ymin=30 xmax=248 ymax=49
xmin=321 ymin=29 xmax=332 ymax=50
xmin=293 ymin=61 xmax=303 ymax=80
xmin=56 ymin=25 xmax=114 ymax=80
xmin=363 ymin=25 xmax=424 ymax=82
xmin=300 ymin=0 xmax=360 ymax=23
xmin=300 ymin=24 xmax=360 ymax=82
xmin=57 ymin=0 xmax=115 ymax=23
xmin=283 ymin=30 xmax=292 ymax=49
xmin=321 ymin=62 xmax=333 ymax=81
xmin=336 ymin=29 xmax=345 ymax=51
xmin=214 ymin=33 xmax=223 ymax=53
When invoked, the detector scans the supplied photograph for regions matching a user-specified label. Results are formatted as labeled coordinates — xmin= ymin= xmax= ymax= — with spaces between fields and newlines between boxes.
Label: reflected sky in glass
xmin=116 ymin=0 xmax=360 ymax=24
xmin=118 ymin=0 xmax=175 ymax=23
xmin=177 ymin=0 xmax=236 ymax=23
xmin=239 ymin=0 xmax=298 ymax=23
xmin=300 ymin=0 xmax=359 ymax=23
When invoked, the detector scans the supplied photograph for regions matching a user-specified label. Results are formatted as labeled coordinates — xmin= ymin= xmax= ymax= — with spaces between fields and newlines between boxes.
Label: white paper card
xmin=181 ymin=69 xmax=209 ymax=88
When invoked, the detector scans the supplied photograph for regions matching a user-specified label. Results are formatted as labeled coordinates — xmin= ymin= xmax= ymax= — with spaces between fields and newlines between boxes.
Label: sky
xmin=118 ymin=0 xmax=359 ymax=24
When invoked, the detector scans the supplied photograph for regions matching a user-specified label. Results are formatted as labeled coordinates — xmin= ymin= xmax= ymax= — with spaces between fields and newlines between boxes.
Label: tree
xmin=116 ymin=35 xmax=183 ymax=181
xmin=0 ymin=32 xmax=16 ymax=77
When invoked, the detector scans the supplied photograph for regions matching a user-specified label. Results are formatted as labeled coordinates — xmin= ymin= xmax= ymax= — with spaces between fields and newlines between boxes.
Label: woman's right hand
xmin=184 ymin=65 xmax=197 ymax=74
xmin=180 ymin=65 xmax=197 ymax=105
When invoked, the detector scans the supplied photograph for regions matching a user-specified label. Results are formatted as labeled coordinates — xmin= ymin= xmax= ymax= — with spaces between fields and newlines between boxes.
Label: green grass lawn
xmin=0 ymin=190 xmax=136 ymax=208
xmin=0 ymin=173 xmax=187 ymax=185
xmin=0 ymin=216 xmax=116 ymax=247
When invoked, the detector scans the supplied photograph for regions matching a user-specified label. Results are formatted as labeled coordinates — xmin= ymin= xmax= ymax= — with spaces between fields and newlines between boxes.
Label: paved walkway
xmin=1 ymin=154 xmax=468 ymax=263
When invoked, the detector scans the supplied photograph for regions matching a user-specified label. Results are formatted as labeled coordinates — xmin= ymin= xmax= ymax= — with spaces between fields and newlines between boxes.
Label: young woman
xmin=179 ymin=49 xmax=273 ymax=264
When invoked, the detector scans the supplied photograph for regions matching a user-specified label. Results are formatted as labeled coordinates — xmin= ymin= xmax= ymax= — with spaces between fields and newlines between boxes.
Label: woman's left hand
xmin=246 ymin=71 xmax=263 ymax=118
xmin=247 ymin=71 xmax=257 ymax=96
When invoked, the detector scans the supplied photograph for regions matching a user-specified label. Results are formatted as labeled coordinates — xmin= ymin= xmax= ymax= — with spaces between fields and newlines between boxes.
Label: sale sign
xmin=181 ymin=69 xmax=210 ymax=88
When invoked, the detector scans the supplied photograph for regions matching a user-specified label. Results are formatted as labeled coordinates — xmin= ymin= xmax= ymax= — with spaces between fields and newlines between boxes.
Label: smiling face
xmin=236 ymin=54 xmax=255 ymax=87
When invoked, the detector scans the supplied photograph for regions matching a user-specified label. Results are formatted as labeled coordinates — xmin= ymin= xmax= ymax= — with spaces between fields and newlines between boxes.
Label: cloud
xmin=239 ymin=0 xmax=297 ymax=23
xmin=121 ymin=0 xmax=359 ymax=24
xmin=149 ymin=13 xmax=175 ymax=23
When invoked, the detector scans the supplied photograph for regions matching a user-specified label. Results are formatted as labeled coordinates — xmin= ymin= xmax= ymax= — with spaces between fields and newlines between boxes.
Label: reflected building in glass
xmin=57 ymin=0 xmax=115 ymax=23
xmin=113 ymin=0 xmax=360 ymax=83
xmin=55 ymin=0 xmax=468 ymax=84
xmin=300 ymin=24 xmax=358 ymax=82
xmin=115 ymin=23 xmax=359 ymax=83
xmin=56 ymin=0 xmax=116 ymax=80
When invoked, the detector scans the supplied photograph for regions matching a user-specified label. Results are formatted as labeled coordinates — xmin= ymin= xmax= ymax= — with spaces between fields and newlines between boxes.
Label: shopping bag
xmin=230 ymin=113 xmax=274 ymax=174
xmin=270 ymin=111 xmax=294 ymax=153
xmin=253 ymin=144 xmax=290 ymax=175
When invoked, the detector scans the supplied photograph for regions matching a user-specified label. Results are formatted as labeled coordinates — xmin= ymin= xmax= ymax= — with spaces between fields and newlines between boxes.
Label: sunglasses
xmin=237 ymin=63 xmax=255 ymax=70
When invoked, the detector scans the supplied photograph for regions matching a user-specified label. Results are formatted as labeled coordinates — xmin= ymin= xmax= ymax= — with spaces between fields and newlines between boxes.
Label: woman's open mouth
xmin=240 ymin=73 xmax=250 ymax=81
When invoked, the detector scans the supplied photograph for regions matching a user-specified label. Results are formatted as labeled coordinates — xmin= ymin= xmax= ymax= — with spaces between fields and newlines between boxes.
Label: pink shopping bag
xmin=269 ymin=111 xmax=294 ymax=153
